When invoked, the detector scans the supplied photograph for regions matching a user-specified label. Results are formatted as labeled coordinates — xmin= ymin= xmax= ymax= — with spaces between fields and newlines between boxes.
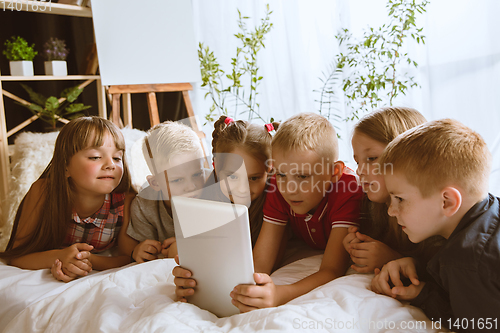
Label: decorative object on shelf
xmin=42 ymin=37 xmax=69 ymax=76
xmin=3 ymin=36 xmax=37 ymax=76
xmin=19 ymin=84 xmax=91 ymax=130
xmin=199 ymin=4 xmax=273 ymax=124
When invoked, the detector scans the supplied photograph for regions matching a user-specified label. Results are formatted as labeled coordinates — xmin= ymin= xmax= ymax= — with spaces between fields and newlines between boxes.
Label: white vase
xmin=9 ymin=61 xmax=34 ymax=76
xmin=44 ymin=61 xmax=68 ymax=76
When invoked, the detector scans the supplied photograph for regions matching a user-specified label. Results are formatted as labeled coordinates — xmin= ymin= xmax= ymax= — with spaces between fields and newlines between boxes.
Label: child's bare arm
xmin=88 ymin=253 xmax=132 ymax=270
xmin=11 ymin=243 xmax=93 ymax=274
xmin=117 ymin=192 xmax=137 ymax=257
xmin=252 ymin=222 xmax=287 ymax=274
xmin=118 ymin=232 xmax=139 ymax=260
xmin=8 ymin=180 xmax=47 ymax=268
xmin=231 ymin=227 xmax=350 ymax=312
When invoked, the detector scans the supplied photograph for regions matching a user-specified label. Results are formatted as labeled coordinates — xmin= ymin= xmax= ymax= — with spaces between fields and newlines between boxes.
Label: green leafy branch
xmin=339 ymin=0 xmax=428 ymax=120
xmin=318 ymin=0 xmax=429 ymax=122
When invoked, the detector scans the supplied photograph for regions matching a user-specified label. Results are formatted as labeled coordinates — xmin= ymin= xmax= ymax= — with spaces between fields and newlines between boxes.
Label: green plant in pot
xmin=19 ymin=84 xmax=91 ymax=130
xmin=3 ymin=36 xmax=37 ymax=76
xmin=43 ymin=37 xmax=69 ymax=76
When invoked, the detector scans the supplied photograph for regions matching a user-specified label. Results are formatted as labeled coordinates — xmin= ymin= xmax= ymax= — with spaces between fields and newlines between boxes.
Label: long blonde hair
xmin=1 ymin=117 xmax=131 ymax=259
xmin=354 ymin=107 xmax=442 ymax=261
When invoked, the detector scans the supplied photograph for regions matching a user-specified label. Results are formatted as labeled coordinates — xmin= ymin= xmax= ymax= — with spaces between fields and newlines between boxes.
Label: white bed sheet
xmin=0 ymin=256 xmax=447 ymax=333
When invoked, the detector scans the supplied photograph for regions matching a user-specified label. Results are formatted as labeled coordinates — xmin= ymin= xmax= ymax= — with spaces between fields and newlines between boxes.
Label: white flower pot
xmin=9 ymin=61 xmax=34 ymax=76
xmin=44 ymin=61 xmax=68 ymax=76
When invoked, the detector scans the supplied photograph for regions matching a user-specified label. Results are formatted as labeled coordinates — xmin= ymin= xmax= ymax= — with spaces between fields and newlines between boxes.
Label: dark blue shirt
xmin=411 ymin=194 xmax=500 ymax=333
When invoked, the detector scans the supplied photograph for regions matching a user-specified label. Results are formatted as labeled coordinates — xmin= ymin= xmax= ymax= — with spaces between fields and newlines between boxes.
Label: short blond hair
xmin=143 ymin=121 xmax=202 ymax=174
xmin=272 ymin=113 xmax=338 ymax=161
xmin=380 ymin=118 xmax=491 ymax=200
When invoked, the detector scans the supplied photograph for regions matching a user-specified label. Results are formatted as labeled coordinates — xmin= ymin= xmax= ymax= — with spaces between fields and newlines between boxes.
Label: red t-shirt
xmin=263 ymin=170 xmax=363 ymax=250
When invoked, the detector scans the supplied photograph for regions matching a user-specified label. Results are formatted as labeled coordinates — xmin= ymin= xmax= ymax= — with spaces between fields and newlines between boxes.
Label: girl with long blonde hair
xmin=204 ymin=115 xmax=279 ymax=246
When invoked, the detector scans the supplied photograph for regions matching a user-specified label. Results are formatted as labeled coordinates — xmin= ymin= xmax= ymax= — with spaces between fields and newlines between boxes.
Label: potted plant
xmin=42 ymin=38 xmax=69 ymax=76
xmin=3 ymin=36 xmax=37 ymax=76
xmin=19 ymin=84 xmax=91 ymax=130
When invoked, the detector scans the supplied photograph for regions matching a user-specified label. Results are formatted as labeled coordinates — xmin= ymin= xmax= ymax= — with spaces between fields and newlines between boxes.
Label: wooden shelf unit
xmin=0 ymin=2 xmax=105 ymax=215
xmin=0 ymin=75 xmax=100 ymax=81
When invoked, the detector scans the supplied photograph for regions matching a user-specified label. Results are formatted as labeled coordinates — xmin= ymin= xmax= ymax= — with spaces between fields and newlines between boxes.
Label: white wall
xmin=189 ymin=0 xmax=500 ymax=195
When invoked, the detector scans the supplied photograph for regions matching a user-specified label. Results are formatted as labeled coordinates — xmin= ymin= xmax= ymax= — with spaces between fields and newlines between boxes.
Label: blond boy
xmin=226 ymin=113 xmax=363 ymax=311
xmin=119 ymin=121 xmax=206 ymax=263
xmin=371 ymin=119 xmax=500 ymax=331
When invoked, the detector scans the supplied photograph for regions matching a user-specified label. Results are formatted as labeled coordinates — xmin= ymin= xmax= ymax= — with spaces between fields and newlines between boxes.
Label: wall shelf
xmin=0 ymin=75 xmax=100 ymax=81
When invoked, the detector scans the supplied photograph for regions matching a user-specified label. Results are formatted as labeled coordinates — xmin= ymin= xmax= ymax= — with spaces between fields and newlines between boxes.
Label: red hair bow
xmin=224 ymin=117 xmax=234 ymax=125
xmin=265 ymin=123 xmax=275 ymax=133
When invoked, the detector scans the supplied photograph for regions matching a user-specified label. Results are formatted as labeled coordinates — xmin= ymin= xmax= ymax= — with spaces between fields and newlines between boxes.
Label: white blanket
xmin=0 ymin=256 xmax=446 ymax=333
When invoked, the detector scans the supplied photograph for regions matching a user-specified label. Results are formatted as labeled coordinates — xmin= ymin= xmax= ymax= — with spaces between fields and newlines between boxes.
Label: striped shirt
xmin=62 ymin=192 xmax=125 ymax=253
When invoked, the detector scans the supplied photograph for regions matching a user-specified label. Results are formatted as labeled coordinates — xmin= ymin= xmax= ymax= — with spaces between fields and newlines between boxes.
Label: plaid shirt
xmin=63 ymin=192 xmax=125 ymax=253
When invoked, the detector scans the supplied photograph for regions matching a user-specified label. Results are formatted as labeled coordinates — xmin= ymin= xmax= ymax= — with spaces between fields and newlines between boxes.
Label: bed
xmin=0 ymin=254 xmax=446 ymax=333
xmin=0 ymin=131 xmax=447 ymax=332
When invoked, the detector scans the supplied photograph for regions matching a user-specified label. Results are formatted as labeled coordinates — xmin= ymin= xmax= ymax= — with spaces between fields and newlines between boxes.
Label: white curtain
xmin=190 ymin=0 xmax=500 ymax=195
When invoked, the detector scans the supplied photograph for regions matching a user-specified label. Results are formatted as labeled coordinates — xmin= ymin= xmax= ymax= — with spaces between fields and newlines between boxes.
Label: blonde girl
xmin=205 ymin=115 xmax=279 ymax=245
xmin=173 ymin=115 xmax=278 ymax=301
xmin=0 ymin=116 xmax=134 ymax=282
xmin=345 ymin=106 xmax=443 ymax=273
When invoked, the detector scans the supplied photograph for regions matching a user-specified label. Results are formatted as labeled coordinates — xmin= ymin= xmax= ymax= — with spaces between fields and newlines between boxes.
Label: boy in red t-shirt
xmin=229 ymin=113 xmax=363 ymax=312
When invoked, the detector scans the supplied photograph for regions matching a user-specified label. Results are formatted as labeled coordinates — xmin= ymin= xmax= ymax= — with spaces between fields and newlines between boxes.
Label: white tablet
xmin=171 ymin=196 xmax=255 ymax=317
